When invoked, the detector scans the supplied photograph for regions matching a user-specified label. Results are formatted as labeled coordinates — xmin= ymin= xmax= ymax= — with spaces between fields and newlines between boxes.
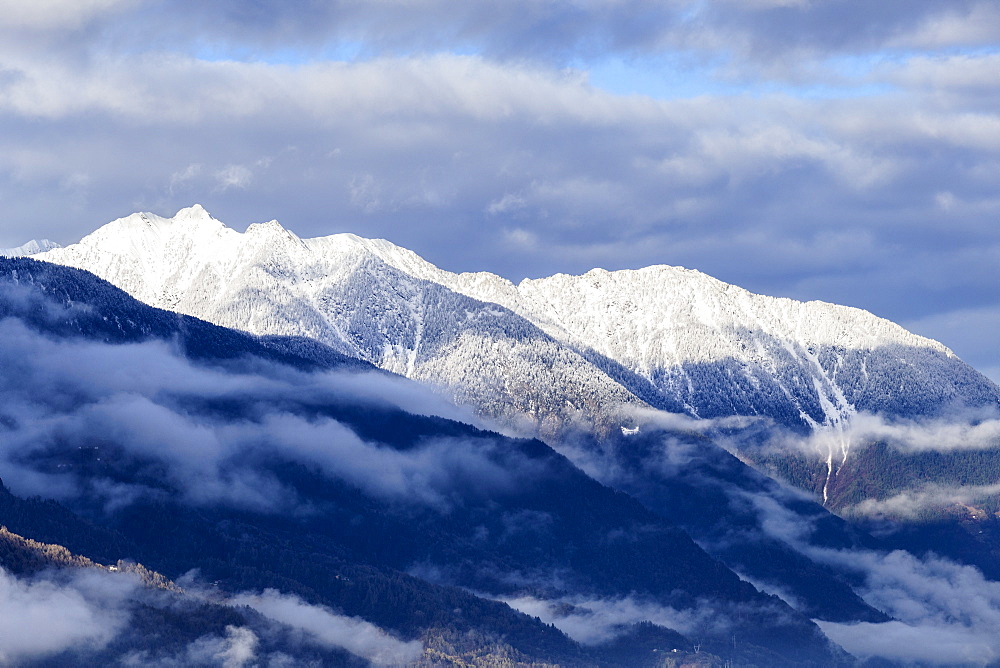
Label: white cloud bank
xmin=0 ymin=566 xmax=133 ymax=663
xmin=817 ymin=551 xmax=1000 ymax=665
xmin=0 ymin=316 xmax=534 ymax=514
xmin=740 ymin=484 xmax=1000 ymax=665
xmin=232 ymin=589 xmax=423 ymax=665
xmin=505 ymin=594 xmax=709 ymax=645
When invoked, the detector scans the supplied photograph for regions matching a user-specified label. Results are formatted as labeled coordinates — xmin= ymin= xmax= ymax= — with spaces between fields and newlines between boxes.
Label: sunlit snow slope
xmin=38 ymin=206 xmax=999 ymax=446
xmin=0 ymin=239 xmax=61 ymax=257
xmin=39 ymin=206 xmax=642 ymax=439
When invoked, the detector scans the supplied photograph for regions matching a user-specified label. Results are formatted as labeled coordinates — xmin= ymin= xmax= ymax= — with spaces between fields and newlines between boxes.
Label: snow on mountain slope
xmin=39 ymin=206 xmax=644 ymax=439
xmin=502 ymin=267 xmax=1000 ymax=505
xmin=510 ymin=267 xmax=999 ymax=423
xmin=0 ymin=239 xmax=62 ymax=257
xmin=353 ymin=235 xmax=1000 ymax=509
xmin=302 ymin=221 xmax=998 ymax=430
xmin=39 ymin=206 xmax=1000 ymax=446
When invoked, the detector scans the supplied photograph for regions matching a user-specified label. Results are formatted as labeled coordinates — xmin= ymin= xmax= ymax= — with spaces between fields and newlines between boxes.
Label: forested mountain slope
xmin=0 ymin=257 xmax=848 ymax=666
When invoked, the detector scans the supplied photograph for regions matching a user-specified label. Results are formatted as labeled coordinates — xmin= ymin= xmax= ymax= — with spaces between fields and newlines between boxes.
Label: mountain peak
xmin=245 ymin=219 xmax=306 ymax=248
xmin=245 ymin=218 xmax=287 ymax=235
xmin=173 ymin=203 xmax=212 ymax=221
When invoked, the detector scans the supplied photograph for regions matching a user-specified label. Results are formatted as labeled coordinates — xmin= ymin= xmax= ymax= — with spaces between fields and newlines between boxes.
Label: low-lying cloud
xmin=846 ymin=483 xmax=1000 ymax=521
xmin=123 ymin=626 xmax=262 ymax=668
xmin=738 ymin=485 xmax=1000 ymax=665
xmin=504 ymin=593 xmax=709 ymax=645
xmin=0 ymin=565 xmax=134 ymax=663
xmin=808 ymin=410 xmax=1000 ymax=456
xmin=530 ymin=400 xmax=1000 ymax=663
xmin=0 ymin=558 xmax=269 ymax=667
xmin=232 ymin=589 xmax=423 ymax=665
xmin=816 ymin=550 xmax=1000 ymax=665
xmin=0 ymin=315 xmax=535 ymax=514
xmin=818 ymin=619 xmax=992 ymax=667
xmin=0 ymin=562 xmax=422 ymax=666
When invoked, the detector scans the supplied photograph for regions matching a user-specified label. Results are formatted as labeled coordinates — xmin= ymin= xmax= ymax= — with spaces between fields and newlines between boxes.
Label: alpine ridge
xmin=36 ymin=205 xmax=999 ymax=442
xmin=0 ymin=238 xmax=62 ymax=257
xmin=38 ymin=206 xmax=649 ymax=441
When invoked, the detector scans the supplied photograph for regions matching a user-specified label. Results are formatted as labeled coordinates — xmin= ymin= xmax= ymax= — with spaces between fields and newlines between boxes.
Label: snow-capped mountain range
xmin=35 ymin=205 xmax=999 ymax=442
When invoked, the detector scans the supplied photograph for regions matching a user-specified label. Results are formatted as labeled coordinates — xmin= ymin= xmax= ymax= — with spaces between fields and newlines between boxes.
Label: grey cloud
xmin=879 ymin=53 xmax=1000 ymax=112
xmin=51 ymin=0 xmax=686 ymax=63
xmin=888 ymin=1 xmax=1000 ymax=50
xmin=12 ymin=1 xmax=996 ymax=73
xmin=0 ymin=0 xmax=140 ymax=31
xmin=2 ymin=51 xmax=996 ymax=350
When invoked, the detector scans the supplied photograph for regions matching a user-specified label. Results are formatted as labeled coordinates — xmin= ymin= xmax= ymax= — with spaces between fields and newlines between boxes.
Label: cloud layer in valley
xmin=0 ymin=566 xmax=132 ymax=663
xmin=0 ymin=564 xmax=417 ymax=666
xmin=738 ymin=484 xmax=1000 ymax=665
xmin=505 ymin=593 xmax=718 ymax=646
xmin=0 ymin=0 xmax=997 ymax=379
xmin=816 ymin=551 xmax=1000 ymax=665
xmin=556 ymin=404 xmax=1000 ymax=664
xmin=231 ymin=589 xmax=423 ymax=666
xmin=0 ymin=315 xmax=534 ymax=514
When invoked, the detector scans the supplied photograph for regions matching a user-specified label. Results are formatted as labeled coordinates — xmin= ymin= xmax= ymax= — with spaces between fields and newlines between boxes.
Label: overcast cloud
xmin=0 ymin=0 xmax=997 ymax=378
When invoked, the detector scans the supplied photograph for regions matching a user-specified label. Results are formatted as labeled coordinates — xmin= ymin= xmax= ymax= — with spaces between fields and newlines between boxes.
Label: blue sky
xmin=0 ymin=0 xmax=998 ymax=380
